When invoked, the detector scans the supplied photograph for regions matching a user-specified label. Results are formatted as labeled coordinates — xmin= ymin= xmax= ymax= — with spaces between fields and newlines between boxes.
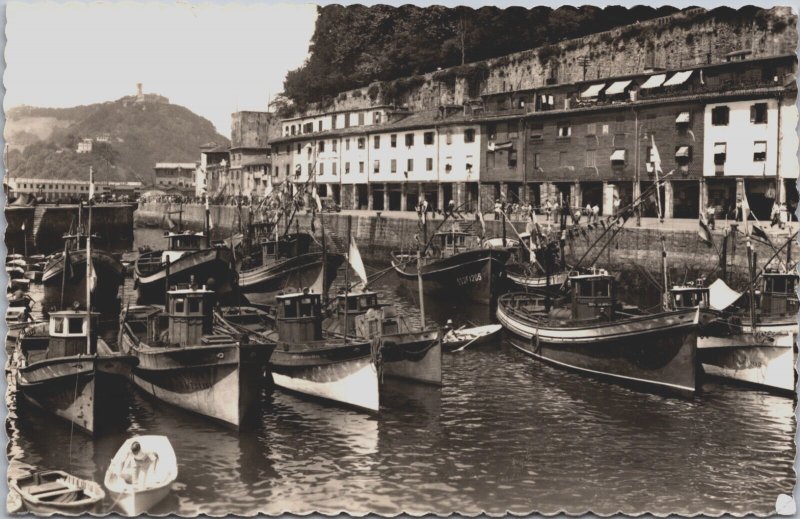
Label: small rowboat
xmin=9 ymin=470 xmax=105 ymax=515
xmin=443 ymin=324 xmax=502 ymax=352
xmin=104 ymin=436 xmax=178 ymax=516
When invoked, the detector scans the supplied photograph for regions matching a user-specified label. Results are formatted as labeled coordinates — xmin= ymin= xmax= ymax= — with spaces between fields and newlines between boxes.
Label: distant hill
xmin=5 ymin=97 xmax=230 ymax=185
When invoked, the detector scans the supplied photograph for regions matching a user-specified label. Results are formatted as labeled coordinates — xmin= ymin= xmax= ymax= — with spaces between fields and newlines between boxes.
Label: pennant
xmin=88 ymin=166 xmax=95 ymax=200
xmin=741 ymin=193 xmax=751 ymax=235
xmin=751 ymin=222 xmax=772 ymax=246
xmin=165 ymin=215 xmax=176 ymax=230
xmin=698 ymin=215 xmax=713 ymax=247
xmin=312 ymin=185 xmax=322 ymax=212
xmin=87 ymin=257 xmax=97 ymax=293
xmin=349 ymin=234 xmax=369 ymax=287
xmin=476 ymin=210 xmax=486 ymax=238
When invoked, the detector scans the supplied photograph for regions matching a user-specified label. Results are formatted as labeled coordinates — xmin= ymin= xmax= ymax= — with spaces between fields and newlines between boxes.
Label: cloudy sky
xmin=4 ymin=2 xmax=317 ymax=136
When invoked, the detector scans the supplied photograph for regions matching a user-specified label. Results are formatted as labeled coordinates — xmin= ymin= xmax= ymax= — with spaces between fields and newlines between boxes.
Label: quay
xmin=135 ymin=202 xmax=798 ymax=282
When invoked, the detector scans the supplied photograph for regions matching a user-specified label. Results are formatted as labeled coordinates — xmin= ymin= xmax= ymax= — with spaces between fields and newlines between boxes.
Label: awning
xmin=675 ymin=146 xmax=690 ymax=158
xmin=676 ymin=112 xmax=691 ymax=124
xmin=490 ymin=141 xmax=513 ymax=151
xmin=663 ymin=70 xmax=693 ymax=87
xmin=610 ymin=149 xmax=626 ymax=161
xmin=580 ymin=83 xmax=605 ymax=98
xmin=605 ymin=80 xmax=632 ymax=96
xmin=640 ymin=74 xmax=666 ymax=89
xmin=714 ymin=143 xmax=727 ymax=154
xmin=754 ymin=141 xmax=767 ymax=153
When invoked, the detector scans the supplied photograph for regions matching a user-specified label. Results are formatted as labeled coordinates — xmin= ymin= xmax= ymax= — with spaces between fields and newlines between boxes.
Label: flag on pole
xmin=349 ymin=234 xmax=369 ymax=288
xmin=312 ymin=185 xmax=322 ymax=212
xmin=476 ymin=210 xmax=486 ymax=238
xmin=21 ymin=222 xmax=25 ymax=231
xmin=751 ymin=222 xmax=771 ymax=245
xmin=741 ymin=192 xmax=751 ymax=235
xmin=87 ymin=257 xmax=97 ymax=293
xmin=651 ymin=135 xmax=663 ymax=220
xmin=698 ymin=215 xmax=713 ymax=247
xmin=88 ymin=166 xmax=95 ymax=201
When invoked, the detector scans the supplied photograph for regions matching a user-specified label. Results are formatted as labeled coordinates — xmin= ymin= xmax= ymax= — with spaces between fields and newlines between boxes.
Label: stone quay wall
xmin=136 ymin=202 xmax=796 ymax=282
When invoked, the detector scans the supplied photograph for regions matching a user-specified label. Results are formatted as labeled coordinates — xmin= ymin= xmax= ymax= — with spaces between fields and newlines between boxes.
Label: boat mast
xmin=86 ymin=167 xmax=93 ymax=354
xmin=343 ymin=215 xmax=350 ymax=345
xmin=417 ymin=218 xmax=426 ymax=329
xmin=746 ymin=238 xmax=756 ymax=329
xmin=661 ymin=235 xmax=669 ymax=311
xmin=60 ymin=217 xmax=75 ymax=309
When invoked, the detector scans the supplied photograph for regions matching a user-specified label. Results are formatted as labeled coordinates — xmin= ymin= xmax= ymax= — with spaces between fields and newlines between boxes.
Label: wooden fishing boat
xmin=442 ymin=323 xmax=502 ymax=352
xmin=238 ymin=231 xmax=344 ymax=300
xmin=118 ymin=282 xmax=272 ymax=429
xmin=104 ymin=435 xmax=178 ymax=516
xmin=10 ymin=470 xmax=105 ymax=515
xmin=264 ymin=290 xmax=380 ymax=411
xmin=325 ymin=290 xmax=442 ymax=385
xmin=497 ymin=270 xmax=700 ymax=396
xmin=671 ymin=271 xmax=798 ymax=394
xmin=391 ymin=230 xmax=510 ymax=304
xmin=42 ymin=247 xmax=124 ymax=313
xmin=14 ymin=309 xmax=138 ymax=435
xmin=133 ymin=231 xmax=236 ymax=305
xmin=7 ymin=265 xmax=25 ymax=280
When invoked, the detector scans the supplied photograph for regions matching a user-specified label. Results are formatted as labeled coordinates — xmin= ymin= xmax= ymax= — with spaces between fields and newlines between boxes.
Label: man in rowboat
xmin=120 ymin=441 xmax=159 ymax=488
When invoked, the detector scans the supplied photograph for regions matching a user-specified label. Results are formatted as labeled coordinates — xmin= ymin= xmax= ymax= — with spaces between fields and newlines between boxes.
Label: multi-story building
xmin=7 ymin=177 xmax=143 ymax=202
xmin=154 ymin=163 xmax=197 ymax=195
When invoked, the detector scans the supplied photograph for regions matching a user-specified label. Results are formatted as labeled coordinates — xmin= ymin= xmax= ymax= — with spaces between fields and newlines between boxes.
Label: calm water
xmin=6 ymin=228 xmax=796 ymax=516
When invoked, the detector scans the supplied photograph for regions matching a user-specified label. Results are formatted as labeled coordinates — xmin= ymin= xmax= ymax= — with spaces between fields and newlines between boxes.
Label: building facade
xmin=154 ymin=163 xmax=197 ymax=195
xmin=7 ymin=177 xmax=142 ymax=202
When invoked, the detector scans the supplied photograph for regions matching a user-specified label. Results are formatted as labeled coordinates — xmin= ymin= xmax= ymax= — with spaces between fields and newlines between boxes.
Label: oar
xmin=453 ymin=335 xmax=480 ymax=352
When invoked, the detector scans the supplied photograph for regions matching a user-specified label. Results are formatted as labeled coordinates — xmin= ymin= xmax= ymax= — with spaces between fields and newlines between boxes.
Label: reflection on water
xmin=4 ymin=228 xmax=795 ymax=515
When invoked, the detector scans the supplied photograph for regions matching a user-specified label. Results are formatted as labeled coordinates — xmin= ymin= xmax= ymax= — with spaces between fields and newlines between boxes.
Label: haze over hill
xmin=5 ymin=93 xmax=230 ymax=185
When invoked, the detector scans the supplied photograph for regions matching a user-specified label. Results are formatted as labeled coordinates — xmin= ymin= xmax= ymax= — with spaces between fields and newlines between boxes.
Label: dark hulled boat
xmin=505 ymin=232 xmax=568 ymax=290
xmin=391 ymin=230 xmax=510 ymax=304
xmin=133 ymin=231 xmax=236 ymax=305
xmin=42 ymin=246 xmax=124 ymax=314
xmin=118 ymin=282 xmax=272 ymax=429
xmin=497 ymin=269 xmax=700 ymax=396
xmin=265 ymin=291 xmax=380 ymax=411
xmin=13 ymin=310 xmax=137 ymax=435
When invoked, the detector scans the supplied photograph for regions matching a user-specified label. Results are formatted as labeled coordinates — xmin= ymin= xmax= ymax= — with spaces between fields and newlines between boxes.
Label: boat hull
xmin=16 ymin=355 xmax=135 ymax=435
xmin=42 ymin=250 xmax=124 ymax=314
xmin=271 ymin=342 xmax=379 ymax=411
xmin=134 ymin=247 xmax=236 ymax=305
xmin=238 ymin=252 xmax=344 ymax=298
xmin=698 ymin=320 xmax=797 ymax=394
xmin=381 ymin=330 xmax=442 ymax=385
xmin=108 ymin=486 xmax=171 ymax=517
xmin=392 ymin=248 xmax=510 ymax=304
xmin=506 ymin=267 xmax=568 ymax=290
xmin=121 ymin=337 xmax=268 ymax=429
xmin=497 ymin=297 xmax=699 ymax=396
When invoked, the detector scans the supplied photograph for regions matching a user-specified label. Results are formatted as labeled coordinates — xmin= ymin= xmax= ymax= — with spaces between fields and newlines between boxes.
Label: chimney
xmin=136 ymin=83 xmax=143 ymax=97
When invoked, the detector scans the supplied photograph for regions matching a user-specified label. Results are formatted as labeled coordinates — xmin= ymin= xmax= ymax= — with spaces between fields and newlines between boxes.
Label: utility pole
xmin=577 ymin=56 xmax=591 ymax=81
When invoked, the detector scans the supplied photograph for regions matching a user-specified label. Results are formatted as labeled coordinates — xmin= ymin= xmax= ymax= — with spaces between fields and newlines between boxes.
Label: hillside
xmin=282 ymin=4 xmax=681 ymax=106
xmin=5 ymin=98 xmax=230 ymax=184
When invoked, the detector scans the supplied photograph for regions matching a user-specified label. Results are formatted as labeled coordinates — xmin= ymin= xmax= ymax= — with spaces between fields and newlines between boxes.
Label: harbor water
xmin=6 ymin=228 xmax=795 ymax=516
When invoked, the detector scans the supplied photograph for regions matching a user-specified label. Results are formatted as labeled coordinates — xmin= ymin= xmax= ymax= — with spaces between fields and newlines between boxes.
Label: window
xmin=446 ymin=131 xmax=453 ymax=145
xmin=675 ymin=145 xmax=692 ymax=166
xmin=611 ymin=149 xmax=626 ymax=166
xmin=331 ymin=115 xmax=337 ymax=129
xmin=714 ymin=143 xmax=727 ymax=165
xmin=175 ymin=298 xmax=185 ymax=314
xmin=586 ymin=123 xmax=596 ymax=135
xmin=533 ymin=153 xmax=541 ymax=169
xmin=487 ymin=123 xmax=497 ymax=140
xmin=559 ymin=151 xmax=568 ymax=167
xmin=189 ymin=299 xmax=200 ymax=313
xmin=296 ymin=143 xmax=301 ymax=154
xmin=391 ymin=134 xmax=397 ymax=148
xmin=391 ymin=159 xmax=397 ymax=173
xmin=407 ymin=158 xmax=414 ymax=172
xmin=712 ymin=106 xmax=730 ymax=126
xmin=319 ymin=163 xmax=324 ymax=175
xmin=318 ymin=121 xmax=323 ymax=132
xmin=751 ymin=103 xmax=768 ymax=124
xmin=426 ymin=158 xmax=433 ymax=171
xmin=357 ymin=137 xmax=365 ymax=149
xmin=359 ymin=161 xmax=365 ymax=173
xmin=374 ymin=136 xmax=380 ymax=149
xmin=307 ymin=163 xmax=312 ymax=174
xmin=345 ymin=162 xmax=351 ymax=174
xmin=68 ymin=317 xmax=84 ymax=334
xmin=307 ymin=146 xmax=312 ymax=157
xmin=345 ymin=114 xmax=351 ymax=128
xmin=615 ymin=117 xmax=625 ymax=131
xmin=464 ymin=129 xmax=476 ymax=143
xmin=332 ymin=140 xmax=337 ymax=152
xmin=529 ymin=124 xmax=543 ymax=141
xmin=753 ymin=141 xmax=767 ymax=162
xmin=373 ymin=160 xmax=380 ymax=173
xmin=508 ymin=150 xmax=518 ymax=167
xmin=358 ymin=113 xmax=365 ymax=126
xmin=585 ymin=149 xmax=596 ymax=167
xmin=602 ymin=124 xmax=609 ymax=135
xmin=405 ymin=133 xmax=414 ymax=146
xmin=285 ymin=165 xmax=290 ymax=176
xmin=318 ymin=141 xmax=325 ymax=152
xmin=374 ymin=112 xmax=382 ymax=124
xmin=424 ymin=131 xmax=435 ymax=145
xmin=557 ymin=123 xmax=571 ymax=138
xmin=345 ymin=139 xmax=350 ymax=151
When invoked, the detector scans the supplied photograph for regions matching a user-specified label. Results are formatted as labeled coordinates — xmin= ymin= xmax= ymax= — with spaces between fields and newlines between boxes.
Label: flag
xmin=741 ymin=193 xmax=751 ymax=234
xmin=312 ymin=185 xmax=322 ymax=212
xmin=751 ymin=222 xmax=772 ymax=246
xmin=88 ymin=166 xmax=95 ymax=201
xmin=476 ymin=210 xmax=486 ymax=238
xmin=310 ymin=264 xmax=325 ymax=294
xmin=21 ymin=222 xmax=25 ymax=231
xmin=651 ymin=135 xmax=663 ymax=219
xmin=349 ymin=234 xmax=369 ymax=288
xmin=165 ymin=215 xmax=176 ymax=230
xmin=87 ymin=257 xmax=97 ymax=293
xmin=265 ymin=175 xmax=274 ymax=197
xmin=698 ymin=215 xmax=713 ymax=247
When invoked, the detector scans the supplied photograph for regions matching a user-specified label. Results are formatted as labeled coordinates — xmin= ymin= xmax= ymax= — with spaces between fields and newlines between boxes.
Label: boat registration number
xmin=457 ymin=273 xmax=483 ymax=286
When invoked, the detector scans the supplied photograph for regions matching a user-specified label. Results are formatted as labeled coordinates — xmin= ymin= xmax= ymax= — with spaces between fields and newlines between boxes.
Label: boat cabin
xmin=162 ymin=231 xmax=206 ymax=264
xmin=255 ymin=233 xmax=313 ymax=266
xmin=334 ymin=291 xmax=383 ymax=335
xmin=760 ymin=270 xmax=798 ymax=317
xmin=276 ymin=290 xmax=323 ymax=343
xmin=569 ymin=270 xmax=617 ymax=320
xmin=670 ymin=283 xmax=710 ymax=310
xmin=20 ymin=311 xmax=99 ymax=365
xmin=165 ymin=284 xmax=214 ymax=345
xmin=431 ymin=231 xmax=477 ymax=258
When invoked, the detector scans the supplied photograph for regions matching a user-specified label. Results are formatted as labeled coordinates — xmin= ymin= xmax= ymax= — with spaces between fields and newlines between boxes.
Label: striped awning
xmin=675 ymin=146 xmax=690 ymax=158
xmin=640 ymin=74 xmax=667 ymax=89
xmin=605 ymin=80 xmax=632 ymax=96
xmin=580 ymin=83 xmax=605 ymax=98
xmin=676 ymin=112 xmax=691 ymax=123
xmin=664 ymin=70 xmax=693 ymax=87
xmin=610 ymin=149 xmax=626 ymax=161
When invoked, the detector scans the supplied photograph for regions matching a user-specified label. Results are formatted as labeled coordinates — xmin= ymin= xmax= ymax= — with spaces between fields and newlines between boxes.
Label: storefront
xmin=581 ymin=182 xmax=603 ymax=214
xmin=387 ymin=183 xmax=402 ymax=211
xmin=705 ymin=178 xmax=736 ymax=219
xmin=784 ymin=179 xmax=798 ymax=221
xmin=671 ymin=180 xmax=700 ymax=219
xmin=356 ymin=184 xmax=369 ymax=210
xmin=745 ymin=179 xmax=778 ymax=221
xmin=639 ymin=181 xmax=666 ymax=218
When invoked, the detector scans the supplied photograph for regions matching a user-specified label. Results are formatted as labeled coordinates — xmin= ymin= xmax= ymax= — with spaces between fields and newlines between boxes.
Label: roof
xmin=240 ymin=155 xmax=271 ymax=167
xmin=154 ymin=163 xmax=197 ymax=170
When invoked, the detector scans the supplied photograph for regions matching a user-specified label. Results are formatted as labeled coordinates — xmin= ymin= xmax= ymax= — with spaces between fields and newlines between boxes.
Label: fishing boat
xmin=442 ymin=323 xmax=502 ymax=352
xmin=118 ymin=281 xmax=272 ymax=429
xmin=325 ymin=290 xmax=442 ymax=385
xmin=391 ymin=229 xmax=510 ymax=304
xmin=133 ymin=230 xmax=237 ymax=305
xmin=10 ymin=470 xmax=105 ymax=514
xmin=7 ymin=265 xmax=25 ymax=280
xmin=497 ymin=269 xmax=700 ymax=396
xmin=14 ymin=308 xmax=138 ymax=435
xmin=104 ymin=435 xmax=178 ymax=516
xmin=265 ymin=290 xmax=380 ymax=411
xmin=42 ymin=237 xmax=125 ymax=313
xmin=237 ymin=226 xmax=344 ymax=300
xmin=671 ymin=271 xmax=798 ymax=394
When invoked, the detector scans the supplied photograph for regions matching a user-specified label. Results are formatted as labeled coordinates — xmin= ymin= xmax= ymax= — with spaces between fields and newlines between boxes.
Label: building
xmin=154 ymin=163 xmax=197 ymax=195
xmin=76 ymin=139 xmax=93 ymax=154
xmin=6 ymin=177 xmax=143 ymax=202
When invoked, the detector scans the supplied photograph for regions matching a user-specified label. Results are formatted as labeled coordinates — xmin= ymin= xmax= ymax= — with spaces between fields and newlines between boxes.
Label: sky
xmin=3 ymin=2 xmax=318 ymax=137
